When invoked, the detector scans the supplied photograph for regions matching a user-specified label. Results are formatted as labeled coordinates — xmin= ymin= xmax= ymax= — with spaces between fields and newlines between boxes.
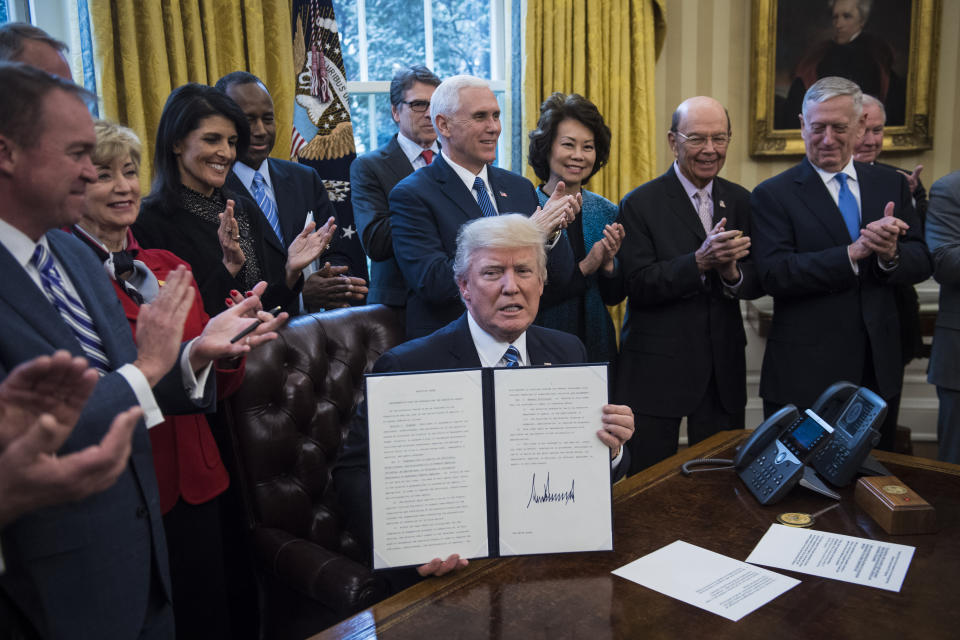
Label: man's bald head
xmin=668 ymin=96 xmax=732 ymax=189
xmin=0 ymin=22 xmax=72 ymax=80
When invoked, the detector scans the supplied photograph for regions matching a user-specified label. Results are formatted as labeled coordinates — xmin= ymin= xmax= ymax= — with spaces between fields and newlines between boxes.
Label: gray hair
xmin=453 ymin=214 xmax=547 ymax=284
xmin=861 ymin=94 xmax=886 ymax=123
xmin=828 ymin=0 xmax=872 ymax=24
xmin=430 ymin=74 xmax=491 ymax=130
xmin=802 ymin=76 xmax=863 ymax=120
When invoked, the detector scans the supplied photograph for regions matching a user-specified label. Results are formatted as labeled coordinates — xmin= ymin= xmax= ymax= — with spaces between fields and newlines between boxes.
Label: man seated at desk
xmin=334 ymin=214 xmax=634 ymax=588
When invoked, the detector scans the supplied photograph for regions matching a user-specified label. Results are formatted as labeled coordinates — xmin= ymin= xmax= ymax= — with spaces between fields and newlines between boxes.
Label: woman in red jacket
xmin=72 ymin=119 xmax=266 ymax=639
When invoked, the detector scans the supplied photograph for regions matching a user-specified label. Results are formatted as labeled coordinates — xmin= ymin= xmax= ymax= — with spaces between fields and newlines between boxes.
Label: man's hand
xmin=416 ymin=553 xmax=469 ymax=577
xmin=858 ymin=201 xmax=909 ymax=262
xmin=285 ymin=216 xmax=337 ymax=287
xmin=189 ymin=294 xmax=288 ymax=370
xmin=0 ymin=354 xmax=142 ymax=527
xmin=303 ymin=263 xmax=369 ymax=311
xmin=596 ymin=404 xmax=635 ymax=459
xmin=694 ymin=218 xmax=751 ymax=278
xmin=897 ymin=165 xmax=923 ymax=194
xmin=0 ymin=351 xmax=97 ymax=449
xmin=530 ymin=181 xmax=582 ymax=234
xmin=133 ymin=266 xmax=195 ymax=386
xmin=218 ymin=200 xmax=246 ymax=277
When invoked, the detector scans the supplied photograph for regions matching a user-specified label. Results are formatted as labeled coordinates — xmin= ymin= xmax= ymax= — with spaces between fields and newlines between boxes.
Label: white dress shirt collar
xmin=441 ymin=151 xmax=497 ymax=214
xmin=466 ymin=312 xmax=529 ymax=368
xmin=396 ymin=131 xmax=439 ymax=168
xmin=0 ymin=217 xmax=47 ymax=270
xmin=673 ymin=160 xmax=714 ymax=206
xmin=812 ymin=156 xmax=861 ymax=210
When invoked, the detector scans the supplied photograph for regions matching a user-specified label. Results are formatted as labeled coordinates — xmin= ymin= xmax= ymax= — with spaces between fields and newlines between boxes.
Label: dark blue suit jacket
xmin=333 ymin=313 xmax=626 ymax=556
xmin=0 ymin=230 xmax=213 ymax=639
xmin=225 ymin=158 xmax=360 ymax=276
xmin=751 ymin=158 xmax=932 ymax=406
xmin=389 ymin=154 xmax=577 ymax=338
xmin=351 ymin=135 xmax=414 ymax=307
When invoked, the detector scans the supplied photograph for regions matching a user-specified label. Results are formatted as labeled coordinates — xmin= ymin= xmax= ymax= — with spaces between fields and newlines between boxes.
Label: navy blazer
xmin=333 ymin=313 xmax=626 ymax=556
xmin=225 ymin=158 xmax=359 ymax=275
xmin=350 ymin=135 xmax=414 ymax=306
xmin=751 ymin=158 xmax=932 ymax=406
xmin=616 ymin=165 xmax=761 ymax=418
xmin=389 ymin=153 xmax=577 ymax=339
xmin=0 ymin=230 xmax=213 ymax=639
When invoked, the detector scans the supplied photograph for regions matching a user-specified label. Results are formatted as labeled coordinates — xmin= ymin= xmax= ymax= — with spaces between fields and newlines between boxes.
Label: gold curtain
xmin=524 ymin=0 xmax=667 ymax=339
xmin=90 ymin=0 xmax=295 ymax=187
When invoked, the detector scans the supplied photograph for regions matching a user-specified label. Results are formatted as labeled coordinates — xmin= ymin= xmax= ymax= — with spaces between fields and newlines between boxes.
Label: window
xmin=332 ymin=0 xmax=514 ymax=169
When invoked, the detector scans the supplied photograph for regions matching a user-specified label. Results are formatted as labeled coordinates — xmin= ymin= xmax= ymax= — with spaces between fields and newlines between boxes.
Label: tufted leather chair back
xmin=221 ymin=304 xmax=403 ymax=635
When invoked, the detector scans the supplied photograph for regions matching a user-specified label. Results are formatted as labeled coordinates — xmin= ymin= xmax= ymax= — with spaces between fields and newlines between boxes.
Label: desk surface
xmin=315 ymin=431 xmax=960 ymax=639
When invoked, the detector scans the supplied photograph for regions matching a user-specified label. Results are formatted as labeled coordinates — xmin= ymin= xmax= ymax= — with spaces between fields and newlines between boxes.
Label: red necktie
xmin=421 ymin=149 xmax=433 ymax=165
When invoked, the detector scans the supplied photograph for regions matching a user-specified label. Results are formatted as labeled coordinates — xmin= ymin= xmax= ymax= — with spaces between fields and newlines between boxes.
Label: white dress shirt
xmin=396 ymin=132 xmax=440 ymax=171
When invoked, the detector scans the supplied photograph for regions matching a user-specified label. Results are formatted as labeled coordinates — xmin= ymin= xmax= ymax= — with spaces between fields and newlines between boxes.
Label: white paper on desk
xmin=746 ymin=524 xmax=914 ymax=592
xmin=612 ymin=541 xmax=800 ymax=621
xmin=367 ymin=370 xmax=489 ymax=569
xmin=493 ymin=365 xmax=612 ymax=555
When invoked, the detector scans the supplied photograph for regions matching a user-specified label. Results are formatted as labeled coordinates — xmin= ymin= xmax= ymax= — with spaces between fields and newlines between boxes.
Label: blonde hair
xmin=92 ymin=119 xmax=142 ymax=170
xmin=453 ymin=214 xmax=547 ymax=284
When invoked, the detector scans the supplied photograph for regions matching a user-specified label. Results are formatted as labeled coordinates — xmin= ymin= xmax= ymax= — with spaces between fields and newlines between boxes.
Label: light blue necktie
xmin=835 ymin=173 xmax=860 ymax=242
xmin=252 ymin=171 xmax=285 ymax=246
xmin=473 ymin=176 xmax=497 ymax=217
xmin=502 ymin=345 xmax=521 ymax=368
xmin=32 ymin=244 xmax=111 ymax=374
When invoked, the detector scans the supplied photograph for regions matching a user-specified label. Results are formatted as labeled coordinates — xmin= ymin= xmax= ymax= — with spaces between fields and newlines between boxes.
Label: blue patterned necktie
xmin=835 ymin=173 xmax=860 ymax=242
xmin=31 ymin=244 xmax=111 ymax=374
xmin=502 ymin=345 xmax=521 ymax=368
xmin=473 ymin=176 xmax=497 ymax=217
xmin=252 ymin=171 xmax=285 ymax=246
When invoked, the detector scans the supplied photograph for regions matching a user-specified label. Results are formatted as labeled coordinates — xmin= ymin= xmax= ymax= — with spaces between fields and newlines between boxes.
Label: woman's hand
xmin=579 ymin=223 xmax=625 ymax=276
xmin=284 ymin=216 xmax=337 ymax=288
xmin=530 ymin=181 xmax=581 ymax=235
xmin=218 ymin=200 xmax=245 ymax=276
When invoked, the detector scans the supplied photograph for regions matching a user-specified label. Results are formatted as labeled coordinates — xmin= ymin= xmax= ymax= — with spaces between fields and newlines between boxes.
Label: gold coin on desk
xmin=777 ymin=512 xmax=814 ymax=527
xmin=882 ymin=484 xmax=908 ymax=495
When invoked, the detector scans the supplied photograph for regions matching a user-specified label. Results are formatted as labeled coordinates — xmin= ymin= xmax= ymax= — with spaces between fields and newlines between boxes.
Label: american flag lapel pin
xmin=499 ymin=191 xmax=508 ymax=198
xmin=719 ymin=200 xmax=726 ymax=208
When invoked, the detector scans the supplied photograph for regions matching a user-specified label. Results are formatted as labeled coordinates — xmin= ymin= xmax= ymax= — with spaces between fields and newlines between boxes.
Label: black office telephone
xmin=808 ymin=382 xmax=887 ymax=486
xmin=733 ymin=406 xmax=836 ymax=505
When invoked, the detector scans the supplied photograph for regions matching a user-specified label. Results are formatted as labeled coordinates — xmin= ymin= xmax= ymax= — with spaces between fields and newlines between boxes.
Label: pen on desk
xmin=230 ymin=306 xmax=282 ymax=344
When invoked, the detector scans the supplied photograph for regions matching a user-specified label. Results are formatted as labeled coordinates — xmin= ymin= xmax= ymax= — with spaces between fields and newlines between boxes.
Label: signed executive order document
xmin=366 ymin=365 xmax=612 ymax=569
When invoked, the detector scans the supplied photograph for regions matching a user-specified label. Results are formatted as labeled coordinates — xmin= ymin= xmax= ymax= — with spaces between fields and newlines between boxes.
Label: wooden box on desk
xmin=855 ymin=475 xmax=937 ymax=535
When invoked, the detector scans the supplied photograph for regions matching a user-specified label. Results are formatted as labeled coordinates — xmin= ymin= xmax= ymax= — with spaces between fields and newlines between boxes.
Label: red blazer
xmin=115 ymin=231 xmax=243 ymax=513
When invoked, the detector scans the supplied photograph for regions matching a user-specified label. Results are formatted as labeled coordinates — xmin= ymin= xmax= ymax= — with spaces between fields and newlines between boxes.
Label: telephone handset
xmin=809 ymin=382 xmax=887 ymax=486
xmin=734 ymin=407 xmax=835 ymax=505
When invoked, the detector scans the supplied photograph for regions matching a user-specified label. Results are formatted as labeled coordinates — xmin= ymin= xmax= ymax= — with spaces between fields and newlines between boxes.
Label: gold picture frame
xmin=749 ymin=0 xmax=940 ymax=157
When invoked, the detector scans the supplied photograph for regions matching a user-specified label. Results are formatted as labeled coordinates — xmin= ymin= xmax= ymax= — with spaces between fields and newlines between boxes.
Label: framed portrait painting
xmin=749 ymin=0 xmax=940 ymax=157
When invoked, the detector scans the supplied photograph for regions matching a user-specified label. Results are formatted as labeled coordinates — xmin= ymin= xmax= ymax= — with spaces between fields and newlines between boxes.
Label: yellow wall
xmin=651 ymin=0 xmax=960 ymax=193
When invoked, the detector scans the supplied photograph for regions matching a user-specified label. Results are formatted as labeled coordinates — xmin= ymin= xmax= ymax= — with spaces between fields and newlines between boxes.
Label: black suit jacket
xmin=0 ymin=230 xmax=213 ymax=639
xmin=390 ymin=154 xmax=577 ymax=338
xmin=333 ymin=313 xmax=625 ymax=555
xmin=751 ymin=158 xmax=932 ymax=406
xmin=616 ymin=165 xmax=761 ymax=417
xmin=350 ymin=135 xmax=414 ymax=306
xmin=133 ymin=189 xmax=302 ymax=316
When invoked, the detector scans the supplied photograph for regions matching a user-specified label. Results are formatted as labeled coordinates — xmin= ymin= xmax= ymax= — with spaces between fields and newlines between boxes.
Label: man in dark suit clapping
xmin=616 ymin=96 xmax=761 ymax=474
xmin=389 ymin=74 xmax=581 ymax=339
xmin=751 ymin=76 xmax=931 ymax=451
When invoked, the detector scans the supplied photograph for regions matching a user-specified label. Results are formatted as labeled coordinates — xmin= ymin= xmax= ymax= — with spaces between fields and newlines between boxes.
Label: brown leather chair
xmin=221 ymin=304 xmax=403 ymax=638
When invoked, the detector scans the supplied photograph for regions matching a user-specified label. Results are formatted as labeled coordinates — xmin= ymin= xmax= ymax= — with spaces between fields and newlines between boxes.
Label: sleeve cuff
xmin=116 ymin=363 xmax=163 ymax=428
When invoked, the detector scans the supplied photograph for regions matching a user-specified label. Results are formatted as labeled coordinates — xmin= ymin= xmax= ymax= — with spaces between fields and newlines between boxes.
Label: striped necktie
xmin=252 ymin=171 xmax=285 ymax=246
xmin=502 ymin=345 xmax=521 ymax=368
xmin=31 ymin=244 xmax=111 ymax=374
xmin=473 ymin=176 xmax=497 ymax=217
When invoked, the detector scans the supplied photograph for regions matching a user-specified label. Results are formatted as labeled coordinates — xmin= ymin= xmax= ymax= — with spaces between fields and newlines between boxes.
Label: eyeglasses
xmin=674 ymin=131 xmax=731 ymax=149
xmin=400 ymin=100 xmax=431 ymax=113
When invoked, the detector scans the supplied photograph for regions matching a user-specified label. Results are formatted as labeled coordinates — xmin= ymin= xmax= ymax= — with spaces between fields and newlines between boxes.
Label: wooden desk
xmin=315 ymin=431 xmax=960 ymax=639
